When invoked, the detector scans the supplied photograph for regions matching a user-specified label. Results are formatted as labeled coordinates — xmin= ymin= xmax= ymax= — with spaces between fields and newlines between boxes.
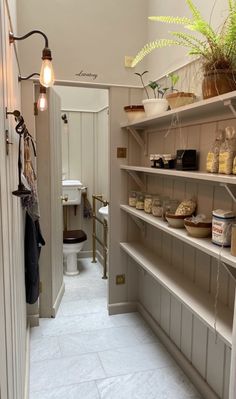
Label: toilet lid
xmin=63 ymin=230 xmax=87 ymax=244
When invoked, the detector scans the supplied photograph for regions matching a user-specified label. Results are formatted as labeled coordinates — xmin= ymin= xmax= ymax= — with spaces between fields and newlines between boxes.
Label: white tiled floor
xmin=30 ymin=258 xmax=201 ymax=399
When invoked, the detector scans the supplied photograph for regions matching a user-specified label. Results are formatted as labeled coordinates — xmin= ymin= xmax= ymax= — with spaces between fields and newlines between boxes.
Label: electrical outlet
xmin=116 ymin=274 xmax=125 ymax=285
xmin=117 ymin=147 xmax=127 ymax=158
xmin=124 ymin=56 xmax=134 ymax=68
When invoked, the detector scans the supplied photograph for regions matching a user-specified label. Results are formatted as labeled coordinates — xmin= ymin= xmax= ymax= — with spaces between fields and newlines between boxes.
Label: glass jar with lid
xmin=136 ymin=192 xmax=145 ymax=210
xmin=162 ymin=197 xmax=171 ymax=221
xmin=144 ymin=194 xmax=153 ymax=214
xmin=152 ymin=197 xmax=163 ymax=217
xmin=129 ymin=191 xmax=137 ymax=207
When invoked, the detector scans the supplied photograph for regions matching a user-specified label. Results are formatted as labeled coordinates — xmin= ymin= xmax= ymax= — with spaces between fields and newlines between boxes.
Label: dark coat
xmin=25 ymin=212 xmax=45 ymax=304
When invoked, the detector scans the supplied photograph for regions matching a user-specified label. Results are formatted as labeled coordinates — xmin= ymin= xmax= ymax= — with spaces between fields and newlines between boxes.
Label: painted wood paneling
xmin=0 ymin=1 xmax=28 ymax=398
xmin=181 ymin=307 xmax=193 ymax=361
xmin=192 ymin=318 xmax=208 ymax=377
xmin=206 ymin=330 xmax=225 ymax=398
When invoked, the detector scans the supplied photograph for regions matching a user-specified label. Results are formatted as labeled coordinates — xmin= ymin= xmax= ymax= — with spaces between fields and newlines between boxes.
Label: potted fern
xmin=135 ymin=71 xmax=169 ymax=117
xmin=132 ymin=0 xmax=236 ymax=99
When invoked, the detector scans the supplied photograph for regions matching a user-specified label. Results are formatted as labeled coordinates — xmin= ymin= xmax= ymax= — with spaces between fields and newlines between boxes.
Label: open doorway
xmin=54 ymin=85 xmax=109 ymax=275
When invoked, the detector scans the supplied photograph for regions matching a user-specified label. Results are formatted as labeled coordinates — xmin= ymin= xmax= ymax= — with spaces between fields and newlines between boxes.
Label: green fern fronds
xmin=171 ymin=31 xmax=207 ymax=56
xmin=131 ymin=39 xmax=180 ymax=67
xmin=149 ymin=16 xmax=192 ymax=25
xmin=186 ymin=0 xmax=202 ymax=21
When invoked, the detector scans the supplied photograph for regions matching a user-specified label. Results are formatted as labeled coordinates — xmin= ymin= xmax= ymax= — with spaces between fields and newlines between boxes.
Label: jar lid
xmin=212 ymin=209 xmax=236 ymax=219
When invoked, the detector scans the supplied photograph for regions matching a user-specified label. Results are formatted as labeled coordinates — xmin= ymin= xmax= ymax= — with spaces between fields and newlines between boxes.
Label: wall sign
xmin=75 ymin=70 xmax=98 ymax=80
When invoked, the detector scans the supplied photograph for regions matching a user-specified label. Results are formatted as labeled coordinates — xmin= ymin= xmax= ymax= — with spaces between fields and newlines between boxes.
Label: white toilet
xmin=62 ymin=180 xmax=87 ymax=276
xmin=63 ymin=230 xmax=87 ymax=275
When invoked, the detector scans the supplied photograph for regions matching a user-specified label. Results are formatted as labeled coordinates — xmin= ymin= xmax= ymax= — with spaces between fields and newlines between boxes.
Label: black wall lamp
xmin=9 ymin=30 xmax=55 ymax=87
xmin=18 ymin=73 xmax=48 ymax=112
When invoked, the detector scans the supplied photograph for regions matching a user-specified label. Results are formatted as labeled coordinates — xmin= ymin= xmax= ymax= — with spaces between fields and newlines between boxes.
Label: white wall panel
xmin=181 ymin=307 xmax=193 ymax=361
xmin=206 ymin=330 xmax=225 ymax=398
xmin=192 ymin=318 xmax=208 ymax=377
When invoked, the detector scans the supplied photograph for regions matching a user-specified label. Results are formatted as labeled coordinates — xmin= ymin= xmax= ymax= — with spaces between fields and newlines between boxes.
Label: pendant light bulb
xmin=40 ymin=48 xmax=55 ymax=87
xmin=37 ymin=86 xmax=48 ymax=112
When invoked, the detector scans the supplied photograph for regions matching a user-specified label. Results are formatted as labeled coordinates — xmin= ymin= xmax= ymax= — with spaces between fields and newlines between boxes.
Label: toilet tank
xmin=62 ymin=180 xmax=83 ymax=205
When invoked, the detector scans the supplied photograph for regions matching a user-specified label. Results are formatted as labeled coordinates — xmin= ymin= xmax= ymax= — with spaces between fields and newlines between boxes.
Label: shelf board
xmin=121 ymin=165 xmax=236 ymax=185
xmin=121 ymin=204 xmax=236 ymax=269
xmin=120 ymin=241 xmax=232 ymax=346
xmin=121 ymin=91 xmax=236 ymax=129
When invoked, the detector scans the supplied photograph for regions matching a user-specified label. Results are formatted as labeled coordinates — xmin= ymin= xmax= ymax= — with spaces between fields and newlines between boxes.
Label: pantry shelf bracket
xmin=223 ymin=99 xmax=236 ymax=117
xmin=130 ymin=215 xmax=146 ymax=235
xmin=127 ymin=170 xmax=146 ymax=192
xmin=127 ymin=127 xmax=147 ymax=155
xmin=220 ymin=183 xmax=236 ymax=203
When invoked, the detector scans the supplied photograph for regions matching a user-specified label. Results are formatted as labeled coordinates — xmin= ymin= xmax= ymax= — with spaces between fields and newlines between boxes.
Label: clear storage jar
xmin=144 ymin=194 xmax=153 ymax=214
xmin=152 ymin=197 xmax=163 ymax=217
xmin=129 ymin=191 xmax=137 ymax=207
xmin=136 ymin=193 xmax=144 ymax=210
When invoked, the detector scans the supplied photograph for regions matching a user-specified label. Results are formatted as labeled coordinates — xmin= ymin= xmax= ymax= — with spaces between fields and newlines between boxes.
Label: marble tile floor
xmin=30 ymin=258 xmax=201 ymax=399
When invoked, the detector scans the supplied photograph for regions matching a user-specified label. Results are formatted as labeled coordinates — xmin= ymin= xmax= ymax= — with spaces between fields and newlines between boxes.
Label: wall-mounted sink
xmin=99 ymin=205 xmax=109 ymax=222
xmin=62 ymin=179 xmax=83 ymax=205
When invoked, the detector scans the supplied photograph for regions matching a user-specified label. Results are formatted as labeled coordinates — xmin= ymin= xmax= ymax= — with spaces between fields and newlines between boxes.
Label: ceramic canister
xmin=212 ymin=209 xmax=236 ymax=247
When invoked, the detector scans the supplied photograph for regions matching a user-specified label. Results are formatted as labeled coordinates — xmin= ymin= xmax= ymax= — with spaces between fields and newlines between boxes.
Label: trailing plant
xmin=131 ymin=0 xmax=236 ymax=72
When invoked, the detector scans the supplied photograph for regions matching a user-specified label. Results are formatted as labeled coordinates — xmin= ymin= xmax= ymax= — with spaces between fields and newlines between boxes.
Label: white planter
xmin=142 ymin=98 xmax=169 ymax=117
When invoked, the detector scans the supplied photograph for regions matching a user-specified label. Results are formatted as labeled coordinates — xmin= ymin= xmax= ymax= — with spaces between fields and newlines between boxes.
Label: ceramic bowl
xmin=165 ymin=213 xmax=187 ymax=228
xmin=124 ymin=105 xmax=145 ymax=122
xmin=166 ymin=92 xmax=196 ymax=109
xmin=184 ymin=218 xmax=212 ymax=238
xmin=142 ymin=99 xmax=169 ymax=117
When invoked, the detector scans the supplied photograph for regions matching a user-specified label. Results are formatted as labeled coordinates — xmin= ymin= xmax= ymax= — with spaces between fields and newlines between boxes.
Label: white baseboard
xmin=108 ymin=301 xmax=138 ymax=315
xmin=138 ymin=302 xmax=218 ymax=399
xmin=24 ymin=323 xmax=30 ymax=399
xmin=79 ymin=250 xmax=93 ymax=259
xmin=27 ymin=313 xmax=39 ymax=327
xmin=52 ymin=282 xmax=65 ymax=318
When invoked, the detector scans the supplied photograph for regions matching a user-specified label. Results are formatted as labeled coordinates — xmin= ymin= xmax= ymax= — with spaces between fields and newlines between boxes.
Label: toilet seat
xmin=63 ymin=229 xmax=87 ymax=244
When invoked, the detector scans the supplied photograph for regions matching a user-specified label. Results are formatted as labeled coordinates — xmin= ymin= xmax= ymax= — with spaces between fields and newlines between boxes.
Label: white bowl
xmin=184 ymin=218 xmax=212 ymax=238
xmin=142 ymin=99 xmax=169 ymax=117
xmin=165 ymin=213 xmax=186 ymax=228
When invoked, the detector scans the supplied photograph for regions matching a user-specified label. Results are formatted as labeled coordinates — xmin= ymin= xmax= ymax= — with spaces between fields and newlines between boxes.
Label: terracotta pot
xmin=124 ymin=105 xmax=145 ymax=122
xmin=202 ymin=69 xmax=236 ymax=99
xmin=166 ymin=92 xmax=196 ymax=109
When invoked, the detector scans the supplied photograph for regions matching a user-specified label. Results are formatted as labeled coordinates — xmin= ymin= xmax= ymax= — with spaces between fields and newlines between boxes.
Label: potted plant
xmin=165 ymin=73 xmax=196 ymax=109
xmin=131 ymin=0 xmax=236 ymax=99
xmin=136 ymin=71 xmax=169 ymax=117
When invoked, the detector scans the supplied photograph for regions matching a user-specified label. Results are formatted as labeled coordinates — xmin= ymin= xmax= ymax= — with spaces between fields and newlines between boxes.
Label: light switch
xmin=125 ymin=56 xmax=134 ymax=68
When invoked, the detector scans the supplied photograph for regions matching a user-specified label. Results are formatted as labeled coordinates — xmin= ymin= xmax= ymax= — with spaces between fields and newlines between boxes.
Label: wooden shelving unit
xmin=120 ymin=241 xmax=233 ymax=346
xmin=120 ymin=165 xmax=236 ymax=186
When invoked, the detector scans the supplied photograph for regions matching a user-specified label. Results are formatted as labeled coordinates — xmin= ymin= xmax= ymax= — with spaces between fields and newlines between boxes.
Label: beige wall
xmin=17 ymin=0 xmax=148 ymax=86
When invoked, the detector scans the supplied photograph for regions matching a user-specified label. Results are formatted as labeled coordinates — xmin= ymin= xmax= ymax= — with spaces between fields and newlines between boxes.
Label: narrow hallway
xmin=30 ymin=259 xmax=201 ymax=399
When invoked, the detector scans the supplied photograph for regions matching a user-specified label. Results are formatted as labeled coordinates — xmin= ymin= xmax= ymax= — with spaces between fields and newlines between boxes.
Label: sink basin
xmin=99 ymin=205 xmax=109 ymax=222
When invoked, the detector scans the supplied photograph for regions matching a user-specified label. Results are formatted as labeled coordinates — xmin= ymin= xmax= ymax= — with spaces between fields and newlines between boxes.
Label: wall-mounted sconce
xmin=18 ymin=73 xmax=48 ymax=112
xmin=9 ymin=30 xmax=55 ymax=87
xmin=37 ymin=86 xmax=48 ymax=112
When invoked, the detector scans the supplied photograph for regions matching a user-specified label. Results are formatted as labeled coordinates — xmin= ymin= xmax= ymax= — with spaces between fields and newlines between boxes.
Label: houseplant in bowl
xmin=131 ymin=0 xmax=236 ymax=99
xmin=136 ymin=71 xmax=169 ymax=117
xmin=165 ymin=73 xmax=196 ymax=109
